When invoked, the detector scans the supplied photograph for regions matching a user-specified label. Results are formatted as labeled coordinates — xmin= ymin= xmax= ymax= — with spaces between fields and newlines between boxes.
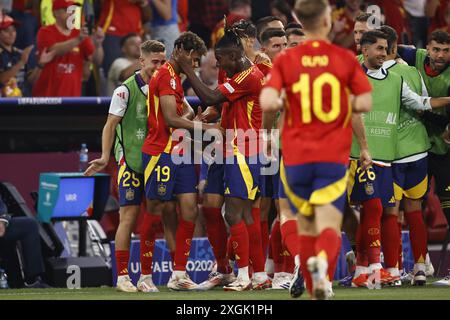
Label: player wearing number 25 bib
xmin=260 ymin=0 xmax=372 ymax=300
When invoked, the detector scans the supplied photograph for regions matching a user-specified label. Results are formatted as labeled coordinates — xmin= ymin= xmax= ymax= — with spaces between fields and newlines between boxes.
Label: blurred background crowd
xmin=0 ymin=0 xmax=449 ymax=99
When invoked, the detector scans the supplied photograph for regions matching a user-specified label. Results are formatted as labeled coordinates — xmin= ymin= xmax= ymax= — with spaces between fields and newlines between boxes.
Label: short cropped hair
xmin=141 ymin=40 xmax=165 ymax=55
xmin=379 ymin=25 xmax=398 ymax=54
xmin=294 ymin=0 xmax=329 ymax=30
xmin=174 ymin=31 xmax=207 ymax=55
xmin=428 ymin=30 xmax=450 ymax=44
xmin=260 ymin=28 xmax=286 ymax=45
xmin=360 ymin=30 xmax=388 ymax=47
xmin=286 ymin=28 xmax=304 ymax=38
xmin=120 ymin=33 xmax=139 ymax=48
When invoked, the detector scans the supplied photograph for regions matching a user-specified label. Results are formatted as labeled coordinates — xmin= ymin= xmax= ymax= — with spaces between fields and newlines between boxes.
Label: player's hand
xmin=20 ymin=45 xmax=34 ymax=65
xmin=0 ymin=222 xmax=6 ymax=237
xmin=254 ymin=51 xmax=271 ymax=65
xmin=172 ymin=44 xmax=193 ymax=72
xmin=331 ymin=19 xmax=346 ymax=35
xmin=359 ymin=148 xmax=373 ymax=171
xmin=78 ymin=25 xmax=90 ymax=41
xmin=193 ymin=106 xmax=207 ymax=122
xmin=38 ymin=47 xmax=56 ymax=66
xmin=84 ymin=157 xmax=109 ymax=176
xmin=92 ymin=27 xmax=105 ymax=46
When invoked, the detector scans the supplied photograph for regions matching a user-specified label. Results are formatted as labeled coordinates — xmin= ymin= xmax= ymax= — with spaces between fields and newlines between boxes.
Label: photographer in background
xmin=0 ymin=196 xmax=51 ymax=289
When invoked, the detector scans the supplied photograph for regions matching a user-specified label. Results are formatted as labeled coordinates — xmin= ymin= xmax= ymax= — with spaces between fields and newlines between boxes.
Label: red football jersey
xmin=217 ymin=65 xmax=264 ymax=157
xmin=256 ymin=61 xmax=273 ymax=77
xmin=98 ymin=0 xmax=143 ymax=36
xmin=32 ymin=25 xmax=94 ymax=97
xmin=142 ymin=62 xmax=184 ymax=156
xmin=266 ymin=40 xmax=372 ymax=166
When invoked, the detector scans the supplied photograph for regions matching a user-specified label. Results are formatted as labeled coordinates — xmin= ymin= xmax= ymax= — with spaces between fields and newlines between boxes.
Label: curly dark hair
xmin=174 ymin=31 xmax=207 ymax=55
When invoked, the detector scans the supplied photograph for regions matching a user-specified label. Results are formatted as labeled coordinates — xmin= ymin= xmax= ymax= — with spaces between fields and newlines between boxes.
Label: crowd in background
xmin=0 ymin=0 xmax=449 ymax=98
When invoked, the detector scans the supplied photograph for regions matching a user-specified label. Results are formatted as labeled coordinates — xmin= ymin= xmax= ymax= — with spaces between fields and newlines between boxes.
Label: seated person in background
xmin=107 ymin=33 xmax=142 ymax=96
xmin=0 ymin=15 xmax=54 ymax=97
xmin=184 ymin=49 xmax=218 ymax=97
xmin=0 ymin=196 xmax=51 ymax=289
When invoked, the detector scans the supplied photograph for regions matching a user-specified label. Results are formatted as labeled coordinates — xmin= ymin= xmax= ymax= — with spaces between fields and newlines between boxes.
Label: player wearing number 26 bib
xmin=265 ymin=39 xmax=372 ymax=216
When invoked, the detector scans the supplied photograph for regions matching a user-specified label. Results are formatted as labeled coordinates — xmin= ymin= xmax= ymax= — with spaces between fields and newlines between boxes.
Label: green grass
xmin=0 ymin=279 xmax=449 ymax=300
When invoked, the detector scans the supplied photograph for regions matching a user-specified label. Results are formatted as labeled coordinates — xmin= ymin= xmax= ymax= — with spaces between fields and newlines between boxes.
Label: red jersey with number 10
xmin=266 ymin=40 xmax=372 ymax=166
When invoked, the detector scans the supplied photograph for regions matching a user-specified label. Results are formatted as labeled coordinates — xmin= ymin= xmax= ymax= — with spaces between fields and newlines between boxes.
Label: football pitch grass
xmin=0 ymin=279 xmax=449 ymax=300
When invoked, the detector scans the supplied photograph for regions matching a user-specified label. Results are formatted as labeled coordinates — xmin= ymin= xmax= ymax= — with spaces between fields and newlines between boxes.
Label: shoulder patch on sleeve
xmin=223 ymin=82 xmax=235 ymax=94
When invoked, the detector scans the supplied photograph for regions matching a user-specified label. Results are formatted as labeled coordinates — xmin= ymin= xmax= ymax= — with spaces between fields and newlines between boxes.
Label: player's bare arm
xmin=173 ymin=47 xmax=228 ymax=106
xmin=160 ymin=95 xmax=220 ymax=132
xmin=351 ymin=92 xmax=372 ymax=113
xmin=260 ymin=87 xmax=282 ymax=112
xmin=84 ymin=113 xmax=122 ymax=176
xmin=182 ymin=98 xmax=195 ymax=120
xmin=352 ymin=114 xmax=372 ymax=170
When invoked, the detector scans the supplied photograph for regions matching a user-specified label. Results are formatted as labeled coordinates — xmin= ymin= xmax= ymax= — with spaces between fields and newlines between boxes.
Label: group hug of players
xmin=85 ymin=0 xmax=450 ymax=300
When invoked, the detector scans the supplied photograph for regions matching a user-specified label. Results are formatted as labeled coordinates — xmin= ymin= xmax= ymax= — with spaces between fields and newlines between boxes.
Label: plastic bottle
xmin=79 ymin=143 xmax=89 ymax=172
xmin=0 ymin=269 xmax=9 ymax=289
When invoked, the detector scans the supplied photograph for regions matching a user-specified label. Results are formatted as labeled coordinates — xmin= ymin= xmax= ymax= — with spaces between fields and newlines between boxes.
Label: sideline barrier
xmin=111 ymin=233 xmax=414 ymax=286
xmin=0 ymin=96 xmax=201 ymax=106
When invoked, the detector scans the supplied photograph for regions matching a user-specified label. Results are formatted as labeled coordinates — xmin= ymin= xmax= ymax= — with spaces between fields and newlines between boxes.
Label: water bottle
xmin=0 ymin=269 xmax=8 ymax=289
xmin=79 ymin=143 xmax=89 ymax=172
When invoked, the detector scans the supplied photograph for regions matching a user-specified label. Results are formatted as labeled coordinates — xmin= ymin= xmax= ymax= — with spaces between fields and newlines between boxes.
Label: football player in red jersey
xmin=174 ymin=27 xmax=271 ymax=291
xmin=260 ymin=0 xmax=372 ymax=299
xmin=141 ymin=32 xmax=219 ymax=291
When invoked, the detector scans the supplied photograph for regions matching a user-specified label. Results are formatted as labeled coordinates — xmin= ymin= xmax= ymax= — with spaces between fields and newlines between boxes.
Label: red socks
xmin=203 ymin=207 xmax=229 ymax=273
xmin=246 ymin=208 xmax=265 ymax=272
xmin=140 ymin=214 xmax=158 ymax=275
xmin=298 ymin=235 xmax=316 ymax=295
xmin=116 ymin=250 xmax=130 ymax=276
xmin=398 ymin=222 xmax=403 ymax=270
xmin=315 ymin=228 xmax=341 ymax=280
xmin=356 ymin=223 xmax=368 ymax=267
xmin=405 ymin=210 xmax=428 ymax=263
xmin=281 ymin=220 xmax=299 ymax=257
xmin=327 ymin=237 xmax=342 ymax=281
xmin=173 ymin=218 xmax=195 ymax=271
xmin=261 ymin=219 xmax=269 ymax=259
xmin=229 ymin=221 xmax=250 ymax=268
xmin=270 ymin=220 xmax=283 ymax=273
xmin=362 ymin=198 xmax=383 ymax=264
xmin=381 ymin=214 xmax=400 ymax=268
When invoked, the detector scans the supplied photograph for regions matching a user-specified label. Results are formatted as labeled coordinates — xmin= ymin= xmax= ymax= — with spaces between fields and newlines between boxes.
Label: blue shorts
xmin=259 ymin=160 xmax=280 ymax=199
xmin=224 ymin=154 xmax=261 ymax=200
xmin=117 ymin=163 xmax=144 ymax=206
xmin=280 ymin=161 xmax=348 ymax=216
xmin=204 ymin=163 xmax=225 ymax=195
xmin=393 ymin=157 xmax=428 ymax=201
xmin=143 ymin=152 xmax=197 ymax=201
xmin=348 ymin=160 xmax=395 ymax=207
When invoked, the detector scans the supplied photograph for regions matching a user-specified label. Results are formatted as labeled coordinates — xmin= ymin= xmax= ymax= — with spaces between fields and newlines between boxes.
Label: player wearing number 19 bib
xmin=261 ymin=0 xmax=372 ymax=300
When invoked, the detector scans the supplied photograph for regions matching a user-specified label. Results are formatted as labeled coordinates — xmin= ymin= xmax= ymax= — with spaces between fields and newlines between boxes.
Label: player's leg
xmin=169 ymin=162 xmax=200 ymax=291
xmin=428 ymin=151 xmax=450 ymax=285
xmin=279 ymin=196 xmax=305 ymax=297
xmin=222 ymin=155 xmax=261 ymax=291
xmin=201 ymin=163 xmax=230 ymax=278
xmin=137 ymin=200 xmax=164 ymax=293
xmin=401 ymin=158 xmax=429 ymax=285
xmin=115 ymin=164 xmax=144 ymax=292
xmin=223 ymin=196 xmax=253 ymax=291
xmin=115 ymin=205 xmax=141 ymax=292
xmin=347 ymin=160 xmax=369 ymax=287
